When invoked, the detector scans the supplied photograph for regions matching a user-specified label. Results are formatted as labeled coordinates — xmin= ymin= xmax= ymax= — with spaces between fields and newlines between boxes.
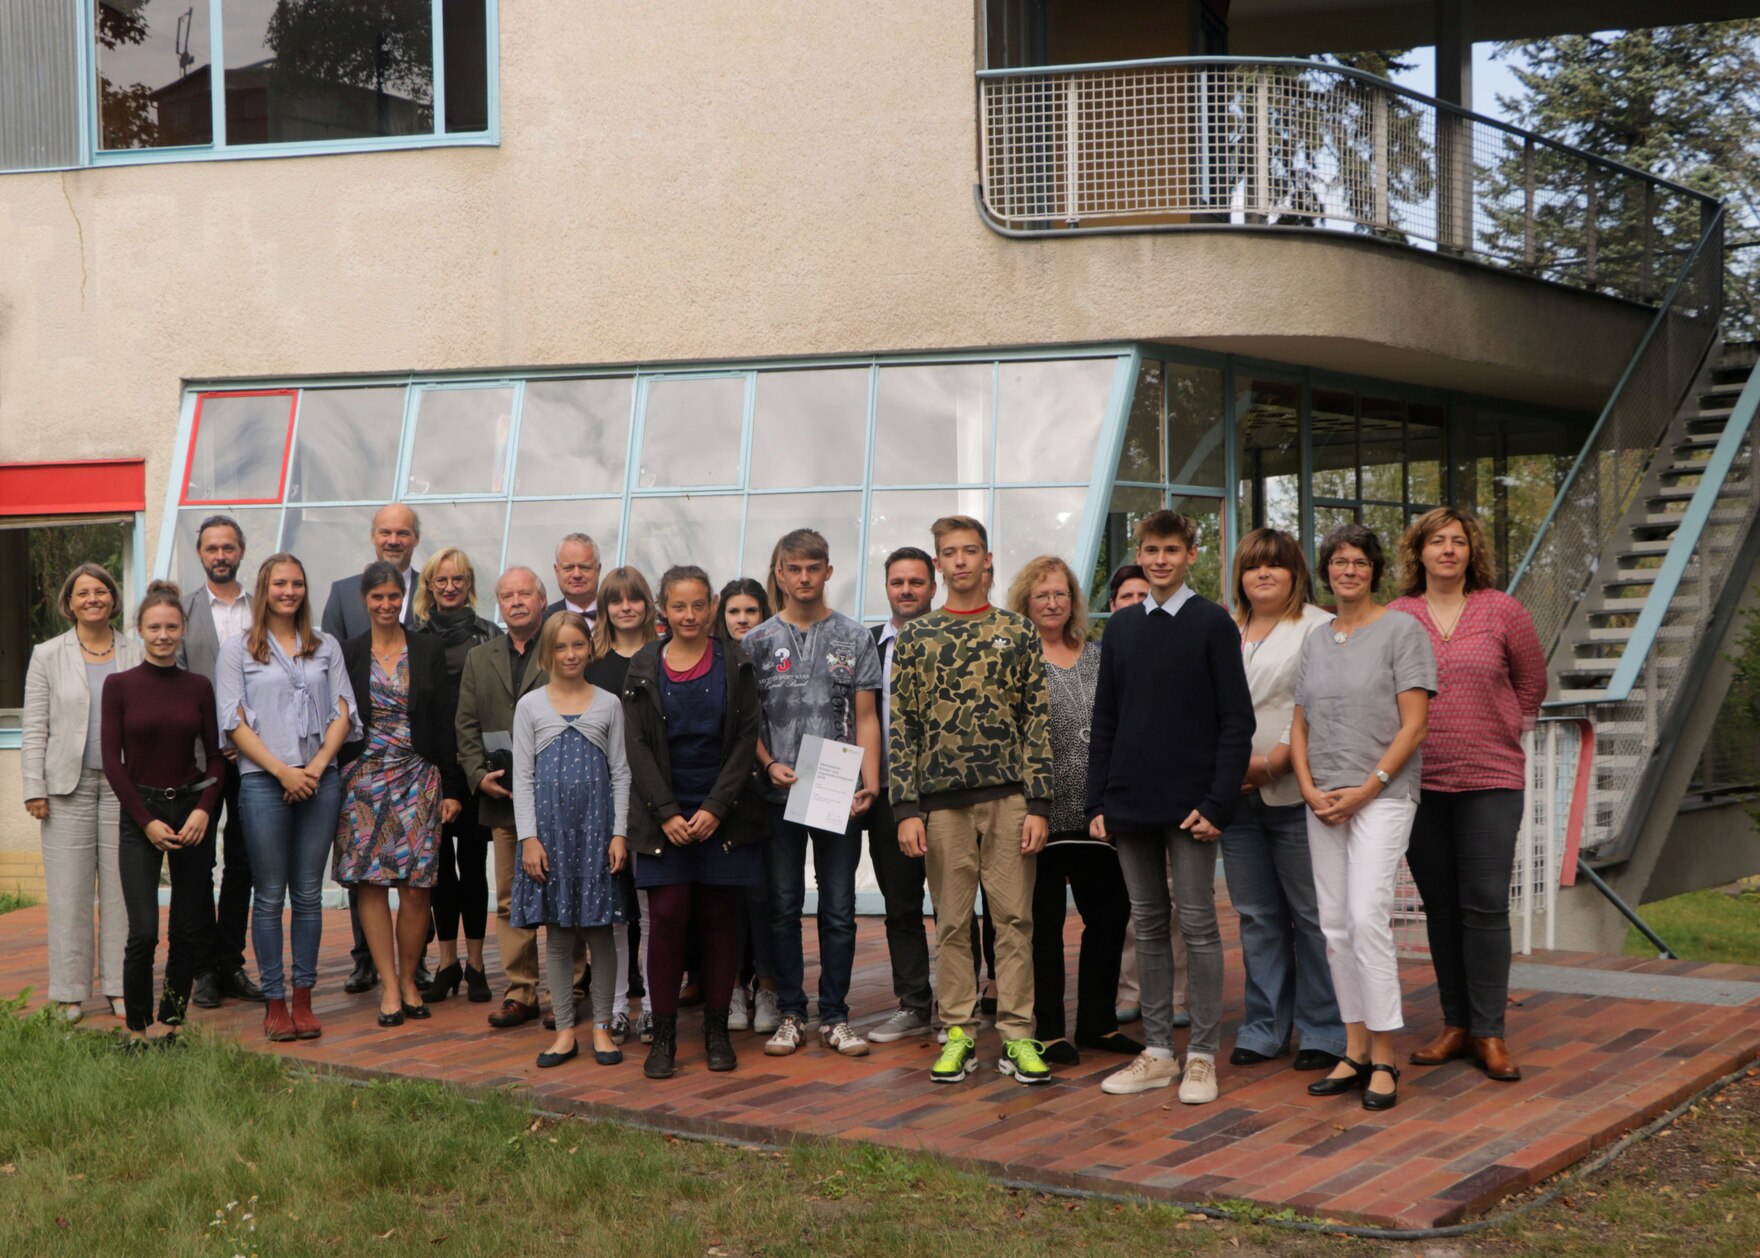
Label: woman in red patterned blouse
xmin=1389 ymin=509 xmax=1546 ymax=1083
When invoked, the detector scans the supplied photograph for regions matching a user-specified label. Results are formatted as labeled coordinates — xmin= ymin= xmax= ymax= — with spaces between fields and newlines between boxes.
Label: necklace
xmin=1424 ymin=593 xmax=1467 ymax=642
xmin=78 ymin=631 xmax=115 ymax=658
xmin=1046 ymin=652 xmax=1092 ymax=745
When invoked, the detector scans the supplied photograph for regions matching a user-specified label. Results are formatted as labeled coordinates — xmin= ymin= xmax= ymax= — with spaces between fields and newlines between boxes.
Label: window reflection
xmin=279 ymin=504 xmax=382 ymax=610
xmin=993 ymin=486 xmax=1086 ymax=597
xmin=1409 ymin=403 xmax=1445 ymax=504
xmin=1116 ymin=361 xmax=1162 ymax=483
xmin=1169 ymin=495 xmax=1225 ymax=603
xmin=223 ymin=0 xmax=434 ymax=145
xmin=994 ymin=360 xmax=1113 ymax=483
xmin=441 ymin=0 xmax=489 ymax=132
xmin=1360 ymin=397 xmax=1406 ymax=503
xmin=405 ymin=387 xmax=514 ymax=497
xmin=97 ymin=1 xmax=214 ymax=150
xmin=1092 ymin=484 xmax=1163 ymax=607
xmin=749 ymin=370 xmax=869 ymax=489
xmin=1311 ymin=389 xmax=1356 ymax=501
xmin=872 ymin=365 xmax=993 ymax=486
xmin=186 ymin=393 xmax=295 ymax=502
xmin=516 ymin=378 xmax=632 ymax=497
xmin=1236 ymin=378 xmax=1302 ymax=537
xmin=741 ymin=492 xmax=864 ymax=612
xmin=625 ymin=496 xmax=744 ymax=588
xmin=1167 ymin=364 xmax=1226 ymax=488
xmin=640 ymin=378 xmax=745 ymax=488
xmin=503 ymin=499 xmax=624 ymax=597
xmin=864 ymin=489 xmax=975 ymax=619
xmin=410 ymin=500 xmax=506 ymax=593
xmin=286 ymin=387 xmax=406 ymax=503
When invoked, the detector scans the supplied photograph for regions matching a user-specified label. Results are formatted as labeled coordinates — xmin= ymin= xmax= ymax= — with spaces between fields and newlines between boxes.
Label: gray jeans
xmin=546 ymin=925 xmax=617 ymax=1032
xmin=1114 ymin=828 xmax=1223 ymax=1056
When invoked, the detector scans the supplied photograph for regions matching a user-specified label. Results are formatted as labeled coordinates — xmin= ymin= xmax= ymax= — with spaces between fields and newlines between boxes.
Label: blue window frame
xmin=76 ymin=0 xmax=498 ymax=169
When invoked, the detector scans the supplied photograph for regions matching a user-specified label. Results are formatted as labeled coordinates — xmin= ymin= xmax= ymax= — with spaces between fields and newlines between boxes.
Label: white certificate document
xmin=783 ymin=735 xmax=864 ymax=833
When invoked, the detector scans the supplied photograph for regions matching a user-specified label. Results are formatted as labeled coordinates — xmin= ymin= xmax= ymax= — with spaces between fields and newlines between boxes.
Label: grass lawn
xmin=3 ymin=1001 xmax=1759 ymax=1257
xmin=1622 ymin=883 xmax=1760 ymax=964
xmin=0 ymin=892 xmax=35 ymax=916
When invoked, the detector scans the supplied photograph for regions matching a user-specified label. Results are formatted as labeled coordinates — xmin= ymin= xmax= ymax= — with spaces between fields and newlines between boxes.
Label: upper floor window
xmin=91 ymin=0 xmax=492 ymax=158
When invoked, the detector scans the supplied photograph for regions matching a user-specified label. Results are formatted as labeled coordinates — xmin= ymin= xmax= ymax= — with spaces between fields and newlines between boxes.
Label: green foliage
xmin=25 ymin=522 xmax=127 ymax=649
xmin=0 ymin=894 xmax=36 ymax=916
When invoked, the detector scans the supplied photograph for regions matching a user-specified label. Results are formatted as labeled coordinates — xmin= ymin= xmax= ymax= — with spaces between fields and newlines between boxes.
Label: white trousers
xmin=39 ymin=767 xmax=126 ymax=1003
xmin=1306 ymin=795 xmax=1417 ymax=1033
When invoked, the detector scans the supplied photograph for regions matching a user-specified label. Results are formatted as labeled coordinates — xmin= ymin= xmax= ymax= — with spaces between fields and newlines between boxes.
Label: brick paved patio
xmin=4 ymin=901 xmax=1756 ymax=1230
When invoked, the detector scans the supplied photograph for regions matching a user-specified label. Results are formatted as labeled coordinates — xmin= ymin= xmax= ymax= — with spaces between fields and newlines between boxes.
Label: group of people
xmin=21 ymin=498 xmax=1546 ymax=1110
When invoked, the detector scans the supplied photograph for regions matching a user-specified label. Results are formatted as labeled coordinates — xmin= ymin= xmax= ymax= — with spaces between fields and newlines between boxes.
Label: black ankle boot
xmin=644 ymin=1013 xmax=678 ymax=1079
xmin=422 ymin=962 xmax=463 ymax=1003
xmin=463 ymin=964 xmax=492 ymax=1003
xmin=704 ymin=1007 xmax=737 ymax=1073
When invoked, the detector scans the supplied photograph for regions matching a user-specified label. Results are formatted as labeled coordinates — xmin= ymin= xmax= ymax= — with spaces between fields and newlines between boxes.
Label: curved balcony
xmin=976 ymin=56 xmax=1718 ymax=307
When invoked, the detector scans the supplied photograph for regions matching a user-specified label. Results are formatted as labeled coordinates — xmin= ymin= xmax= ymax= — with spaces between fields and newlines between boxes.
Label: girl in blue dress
xmin=511 ymin=612 xmax=631 ymax=1069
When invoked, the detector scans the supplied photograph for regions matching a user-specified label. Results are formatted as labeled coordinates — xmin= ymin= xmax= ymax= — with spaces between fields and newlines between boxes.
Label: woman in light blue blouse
xmin=217 ymin=553 xmax=359 ymax=1044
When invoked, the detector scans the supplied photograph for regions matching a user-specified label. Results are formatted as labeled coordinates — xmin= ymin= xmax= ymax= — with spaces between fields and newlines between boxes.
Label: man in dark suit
xmin=457 ymin=565 xmax=585 ymax=1027
xmin=544 ymin=532 xmax=602 ymax=629
xmin=178 ymin=514 xmax=265 ymax=1009
xmin=320 ymin=503 xmax=422 ymax=641
xmin=319 ymin=502 xmax=424 ymax=992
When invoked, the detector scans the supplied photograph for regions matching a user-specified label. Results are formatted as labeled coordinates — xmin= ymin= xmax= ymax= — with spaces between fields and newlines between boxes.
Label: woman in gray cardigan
xmin=20 ymin=563 xmax=143 ymax=1022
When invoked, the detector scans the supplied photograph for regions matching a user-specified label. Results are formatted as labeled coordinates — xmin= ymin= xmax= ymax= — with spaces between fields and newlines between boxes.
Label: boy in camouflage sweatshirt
xmin=889 ymin=516 xmax=1054 ymax=1085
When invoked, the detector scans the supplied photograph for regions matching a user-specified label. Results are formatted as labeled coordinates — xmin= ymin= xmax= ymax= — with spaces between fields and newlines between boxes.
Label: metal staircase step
xmin=1674 ymin=435 xmax=1723 ymax=453
xmin=1583 ymin=624 xmax=1695 ymax=642
xmin=1616 ymin=540 xmax=1674 ymax=558
xmin=1596 ymin=596 xmax=1699 ymax=613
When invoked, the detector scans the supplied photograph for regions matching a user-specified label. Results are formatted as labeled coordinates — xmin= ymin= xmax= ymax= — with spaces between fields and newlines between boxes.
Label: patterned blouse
xmin=1387 ymin=589 xmax=1548 ymax=793
xmin=1045 ymin=641 xmax=1103 ymax=841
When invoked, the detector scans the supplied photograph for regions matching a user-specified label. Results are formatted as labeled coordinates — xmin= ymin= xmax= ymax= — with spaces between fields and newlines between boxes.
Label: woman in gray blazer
xmin=20 ymin=563 xmax=143 ymax=1022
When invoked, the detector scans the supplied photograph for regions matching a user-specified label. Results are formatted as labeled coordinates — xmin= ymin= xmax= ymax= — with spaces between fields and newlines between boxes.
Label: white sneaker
xmin=752 ymin=989 xmax=781 ymax=1034
xmin=820 ymin=1021 xmax=870 ymax=1057
xmin=1179 ymin=1056 xmax=1219 ymax=1104
xmin=868 ymin=1007 xmax=932 ymax=1043
xmin=1101 ymin=1051 xmax=1182 ymax=1095
xmin=727 ymin=987 xmax=750 ymax=1032
xmin=764 ymin=1014 xmax=805 ymax=1056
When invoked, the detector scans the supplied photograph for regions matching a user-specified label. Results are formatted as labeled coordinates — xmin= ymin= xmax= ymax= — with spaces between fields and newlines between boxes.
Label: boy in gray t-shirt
xmin=743 ymin=530 xmax=883 ymax=1060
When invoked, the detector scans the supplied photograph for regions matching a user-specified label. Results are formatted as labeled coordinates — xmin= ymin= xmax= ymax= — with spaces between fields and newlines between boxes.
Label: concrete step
xmin=1674 ymin=435 xmax=1723 ymax=453
xmin=1594 ymin=596 xmax=1698 ymax=613
xmin=1581 ymin=624 xmax=1696 ymax=642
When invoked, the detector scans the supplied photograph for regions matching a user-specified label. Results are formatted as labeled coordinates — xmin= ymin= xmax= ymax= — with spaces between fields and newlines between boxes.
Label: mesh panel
xmin=979 ymin=62 xmax=1710 ymax=304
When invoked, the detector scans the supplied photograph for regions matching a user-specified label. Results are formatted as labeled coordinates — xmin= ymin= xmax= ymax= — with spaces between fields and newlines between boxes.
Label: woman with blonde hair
xmin=413 ymin=547 xmax=501 ymax=1005
xmin=1006 ymin=555 xmax=1139 ymax=1065
xmin=22 ymin=562 xmax=142 ymax=1022
xmin=1390 ymin=508 xmax=1545 ymax=1083
xmin=1219 ymin=529 xmax=1345 ymax=1073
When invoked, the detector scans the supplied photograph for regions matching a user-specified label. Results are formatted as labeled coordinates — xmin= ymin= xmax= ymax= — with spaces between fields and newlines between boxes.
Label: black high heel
xmin=1306 ymin=1056 xmax=1371 ymax=1096
xmin=401 ymin=1001 xmax=432 ymax=1020
xmin=421 ymin=963 xmax=463 ymax=1003
xmin=464 ymin=964 xmax=492 ymax=1003
xmin=1362 ymin=1062 xmax=1400 ymax=1111
xmin=377 ymin=1006 xmax=405 ymax=1028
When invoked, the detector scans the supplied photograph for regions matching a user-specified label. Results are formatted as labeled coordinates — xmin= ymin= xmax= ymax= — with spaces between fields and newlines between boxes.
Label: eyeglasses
xmin=1030 ymin=591 xmax=1072 ymax=605
xmin=431 ymin=576 xmax=469 ymax=589
xmin=1328 ymin=558 xmax=1375 ymax=572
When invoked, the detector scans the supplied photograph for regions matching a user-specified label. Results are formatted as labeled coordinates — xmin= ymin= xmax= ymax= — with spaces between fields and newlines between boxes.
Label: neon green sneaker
xmin=930 ymin=1025 xmax=978 ymax=1083
xmin=999 ymin=1038 xmax=1053 ymax=1085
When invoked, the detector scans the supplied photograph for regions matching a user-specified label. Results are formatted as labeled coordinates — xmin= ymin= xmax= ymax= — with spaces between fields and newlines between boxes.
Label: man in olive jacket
xmin=456 ymin=567 xmax=582 ymax=1027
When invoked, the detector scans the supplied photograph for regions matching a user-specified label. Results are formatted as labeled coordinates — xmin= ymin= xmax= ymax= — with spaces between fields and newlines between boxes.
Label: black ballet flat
xmin=377 ymin=1008 xmax=405 ymax=1028
xmin=401 ymin=1002 xmax=432 ymax=1021
xmin=1041 ymin=1039 xmax=1081 ymax=1066
xmin=1362 ymin=1062 xmax=1400 ymax=1111
xmin=537 ymin=1044 xmax=580 ymax=1069
xmin=1230 ymin=1046 xmax=1287 ymax=1067
xmin=594 ymin=1047 xmax=624 ymax=1066
xmin=1076 ymin=1031 xmax=1145 ymax=1056
xmin=1306 ymin=1056 xmax=1370 ymax=1096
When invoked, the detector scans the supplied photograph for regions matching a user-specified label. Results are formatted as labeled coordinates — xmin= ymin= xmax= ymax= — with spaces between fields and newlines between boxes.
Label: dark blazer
xmin=621 ymin=638 xmax=766 ymax=857
xmin=322 ymin=568 xmax=416 ymax=641
xmin=455 ymin=633 xmax=548 ymax=828
xmin=338 ymin=631 xmax=465 ymax=802
xmin=544 ymin=599 xmax=597 ymax=629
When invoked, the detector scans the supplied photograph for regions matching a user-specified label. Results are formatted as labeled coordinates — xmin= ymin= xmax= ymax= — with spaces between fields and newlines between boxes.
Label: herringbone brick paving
xmin=3 ymin=900 xmax=1755 ymax=1229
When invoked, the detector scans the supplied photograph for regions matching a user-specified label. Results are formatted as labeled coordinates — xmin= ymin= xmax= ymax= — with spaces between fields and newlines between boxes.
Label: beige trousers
xmin=40 ymin=767 xmax=126 ymax=1003
xmin=491 ymin=825 xmax=585 ymax=1007
xmin=925 ymin=796 xmax=1036 ymax=1040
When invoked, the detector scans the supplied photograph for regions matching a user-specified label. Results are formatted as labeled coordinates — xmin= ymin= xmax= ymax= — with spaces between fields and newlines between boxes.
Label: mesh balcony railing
xmin=977 ymin=57 xmax=1719 ymax=305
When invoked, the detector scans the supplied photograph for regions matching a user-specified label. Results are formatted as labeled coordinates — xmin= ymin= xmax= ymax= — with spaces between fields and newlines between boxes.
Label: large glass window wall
xmin=162 ymin=352 xmax=1129 ymax=621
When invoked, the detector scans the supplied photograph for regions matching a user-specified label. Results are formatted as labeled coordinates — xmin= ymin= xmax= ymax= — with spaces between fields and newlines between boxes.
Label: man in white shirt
xmin=545 ymin=533 xmax=602 ymax=628
xmin=178 ymin=515 xmax=264 ymax=1009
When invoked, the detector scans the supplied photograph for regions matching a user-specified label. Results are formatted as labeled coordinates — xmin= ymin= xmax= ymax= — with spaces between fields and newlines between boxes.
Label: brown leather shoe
xmin=1409 ymin=1025 xmax=1471 ymax=1066
xmin=487 ymin=999 xmax=539 ymax=1029
xmin=1471 ymin=1036 xmax=1522 ymax=1081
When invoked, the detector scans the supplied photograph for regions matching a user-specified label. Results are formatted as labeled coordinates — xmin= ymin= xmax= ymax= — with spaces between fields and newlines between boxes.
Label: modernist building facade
xmin=3 ymin=1 xmax=1757 ymax=944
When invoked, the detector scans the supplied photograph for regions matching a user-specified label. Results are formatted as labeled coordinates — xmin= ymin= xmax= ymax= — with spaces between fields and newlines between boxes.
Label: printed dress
xmin=334 ymin=654 xmax=441 ymax=887
xmin=511 ymin=706 xmax=626 ymax=929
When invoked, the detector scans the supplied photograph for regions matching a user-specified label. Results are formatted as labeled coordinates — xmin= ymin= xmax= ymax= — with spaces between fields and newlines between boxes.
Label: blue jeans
xmin=1220 ymin=794 xmax=1346 ymax=1058
xmin=766 ymin=804 xmax=860 ymax=1025
xmin=239 ymin=767 xmax=341 ymax=999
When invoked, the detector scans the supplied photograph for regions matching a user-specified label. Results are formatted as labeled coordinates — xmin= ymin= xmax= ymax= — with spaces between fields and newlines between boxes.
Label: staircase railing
xmin=1507 ymin=207 xmax=1726 ymax=659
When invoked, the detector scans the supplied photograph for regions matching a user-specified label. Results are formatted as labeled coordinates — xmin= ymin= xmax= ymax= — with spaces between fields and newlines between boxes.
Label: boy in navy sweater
xmin=1087 ymin=511 xmax=1254 ymax=1105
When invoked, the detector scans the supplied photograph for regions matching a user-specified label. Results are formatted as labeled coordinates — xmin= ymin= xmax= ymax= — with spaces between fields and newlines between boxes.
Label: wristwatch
xmin=1374 ymin=769 xmax=1390 ymax=786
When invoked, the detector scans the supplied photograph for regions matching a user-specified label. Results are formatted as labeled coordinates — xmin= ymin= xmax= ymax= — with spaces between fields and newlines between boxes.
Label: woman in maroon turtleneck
xmin=100 ymin=581 xmax=224 ymax=1046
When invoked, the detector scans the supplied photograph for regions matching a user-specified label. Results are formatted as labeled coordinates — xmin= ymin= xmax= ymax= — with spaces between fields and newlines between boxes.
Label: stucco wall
xmin=0 ymin=3 xmax=1652 ymax=863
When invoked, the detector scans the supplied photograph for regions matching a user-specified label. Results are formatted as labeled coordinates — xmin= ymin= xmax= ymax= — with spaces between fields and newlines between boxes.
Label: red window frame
xmin=179 ymin=389 xmax=299 ymax=506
